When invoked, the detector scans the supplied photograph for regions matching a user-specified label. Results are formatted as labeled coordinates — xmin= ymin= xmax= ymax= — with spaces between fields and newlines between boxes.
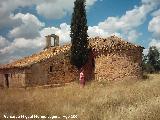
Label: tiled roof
xmin=90 ymin=36 xmax=144 ymax=51
xmin=0 ymin=36 xmax=144 ymax=69
xmin=0 ymin=45 xmax=70 ymax=69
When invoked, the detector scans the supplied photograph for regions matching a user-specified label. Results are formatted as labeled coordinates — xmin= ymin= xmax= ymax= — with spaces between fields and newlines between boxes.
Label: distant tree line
xmin=142 ymin=46 xmax=160 ymax=73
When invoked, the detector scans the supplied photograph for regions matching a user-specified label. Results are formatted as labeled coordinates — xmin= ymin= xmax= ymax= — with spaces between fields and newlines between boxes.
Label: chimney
xmin=44 ymin=34 xmax=59 ymax=49
xmin=45 ymin=35 xmax=51 ymax=49
xmin=51 ymin=34 xmax=59 ymax=46
xmin=54 ymin=34 xmax=59 ymax=46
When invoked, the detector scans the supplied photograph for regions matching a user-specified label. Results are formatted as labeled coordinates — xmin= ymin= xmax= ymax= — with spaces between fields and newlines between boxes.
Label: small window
xmin=50 ymin=66 xmax=53 ymax=72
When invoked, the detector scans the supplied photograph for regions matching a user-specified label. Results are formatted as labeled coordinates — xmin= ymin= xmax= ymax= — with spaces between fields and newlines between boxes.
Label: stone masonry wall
xmin=25 ymin=51 xmax=79 ymax=87
xmin=0 ymin=73 xmax=4 ymax=87
xmin=94 ymin=48 xmax=143 ymax=81
xmin=10 ymin=70 xmax=26 ymax=87
xmin=25 ymin=63 xmax=48 ymax=86
xmin=25 ymin=47 xmax=143 ymax=87
xmin=0 ymin=45 xmax=143 ymax=87
xmin=0 ymin=69 xmax=26 ymax=88
xmin=46 ymin=52 xmax=79 ymax=84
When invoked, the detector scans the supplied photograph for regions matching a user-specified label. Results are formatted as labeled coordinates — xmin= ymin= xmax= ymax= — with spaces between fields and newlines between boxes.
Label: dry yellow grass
xmin=0 ymin=74 xmax=160 ymax=120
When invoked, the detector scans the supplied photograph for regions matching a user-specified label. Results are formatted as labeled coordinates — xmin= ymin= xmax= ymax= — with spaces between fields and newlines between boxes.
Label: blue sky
xmin=0 ymin=0 xmax=160 ymax=64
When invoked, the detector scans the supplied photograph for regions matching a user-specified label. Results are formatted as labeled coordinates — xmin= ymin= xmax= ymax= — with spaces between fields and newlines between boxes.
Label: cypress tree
xmin=70 ymin=0 xmax=89 ymax=69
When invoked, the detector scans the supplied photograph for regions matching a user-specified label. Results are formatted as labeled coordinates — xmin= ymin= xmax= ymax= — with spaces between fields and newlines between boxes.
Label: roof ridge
xmin=89 ymin=35 xmax=144 ymax=48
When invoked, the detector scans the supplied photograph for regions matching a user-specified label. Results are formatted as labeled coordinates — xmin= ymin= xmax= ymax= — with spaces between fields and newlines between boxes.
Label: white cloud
xmin=99 ymin=2 xmax=154 ymax=33
xmin=0 ymin=55 xmax=22 ymax=64
xmin=88 ymin=26 xmax=109 ymax=38
xmin=144 ymin=38 xmax=160 ymax=55
xmin=13 ymin=37 xmax=44 ymax=49
xmin=94 ymin=0 xmax=159 ymax=43
xmin=0 ymin=23 xmax=70 ymax=63
xmin=152 ymin=9 xmax=160 ymax=16
xmin=0 ymin=0 xmax=98 ymax=64
xmin=36 ymin=0 xmax=98 ymax=19
xmin=36 ymin=0 xmax=72 ymax=19
xmin=9 ymin=13 xmax=45 ymax=39
xmin=0 ymin=37 xmax=44 ymax=55
xmin=0 ymin=12 xmax=45 ymax=64
xmin=87 ymin=2 xmax=151 ymax=42
xmin=0 ymin=0 xmax=36 ymax=29
xmin=143 ymin=48 xmax=149 ymax=55
xmin=149 ymin=39 xmax=160 ymax=50
xmin=142 ymin=0 xmax=160 ymax=5
xmin=146 ymin=0 xmax=160 ymax=53
xmin=86 ymin=0 xmax=98 ymax=6
xmin=40 ymin=23 xmax=71 ymax=44
xmin=0 ymin=36 xmax=44 ymax=64
xmin=148 ymin=15 xmax=160 ymax=38
xmin=0 ymin=0 xmax=98 ymax=31
xmin=0 ymin=36 xmax=10 ymax=49
xmin=126 ymin=30 xmax=142 ymax=42
xmin=41 ymin=23 xmax=123 ymax=45
xmin=8 ymin=55 xmax=22 ymax=63
xmin=0 ymin=0 xmax=99 ymax=22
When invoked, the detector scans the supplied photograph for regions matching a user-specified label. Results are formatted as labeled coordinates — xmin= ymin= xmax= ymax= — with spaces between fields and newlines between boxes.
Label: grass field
xmin=0 ymin=74 xmax=160 ymax=120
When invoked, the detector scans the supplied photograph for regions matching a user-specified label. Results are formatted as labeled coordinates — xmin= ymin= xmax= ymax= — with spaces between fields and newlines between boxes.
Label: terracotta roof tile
xmin=89 ymin=36 xmax=144 ymax=51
